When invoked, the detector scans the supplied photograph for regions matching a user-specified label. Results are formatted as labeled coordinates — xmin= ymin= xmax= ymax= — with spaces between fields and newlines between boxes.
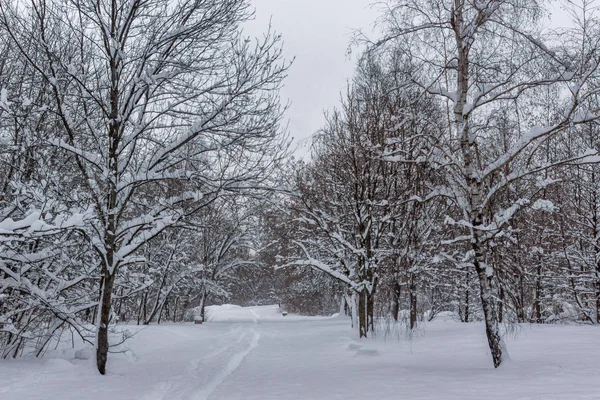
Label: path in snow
xmin=143 ymin=325 xmax=260 ymax=400
xmin=1 ymin=305 xmax=600 ymax=400
xmin=190 ymin=329 xmax=260 ymax=400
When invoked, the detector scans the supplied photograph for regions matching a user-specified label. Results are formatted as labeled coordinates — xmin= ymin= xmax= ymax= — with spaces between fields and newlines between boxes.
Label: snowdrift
xmin=204 ymin=304 xmax=337 ymax=323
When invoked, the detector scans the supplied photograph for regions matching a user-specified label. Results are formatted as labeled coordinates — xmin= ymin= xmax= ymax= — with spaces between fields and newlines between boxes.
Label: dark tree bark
xmin=498 ymin=286 xmax=504 ymax=324
xmin=517 ymin=273 xmax=525 ymax=323
xmin=409 ymin=274 xmax=417 ymax=330
xmin=198 ymin=289 xmax=207 ymax=323
xmin=533 ymin=261 xmax=543 ymax=323
xmin=96 ymin=273 xmax=115 ymax=375
xmin=358 ymin=290 xmax=368 ymax=338
xmin=392 ymin=279 xmax=401 ymax=322
xmin=464 ymin=271 xmax=470 ymax=323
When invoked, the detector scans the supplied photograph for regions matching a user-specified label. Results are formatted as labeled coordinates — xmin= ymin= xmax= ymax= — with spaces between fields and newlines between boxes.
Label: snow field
xmin=0 ymin=305 xmax=599 ymax=400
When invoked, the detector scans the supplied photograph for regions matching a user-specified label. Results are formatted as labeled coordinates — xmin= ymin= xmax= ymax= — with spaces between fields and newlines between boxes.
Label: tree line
xmin=2 ymin=0 xmax=600 ymax=373
xmin=274 ymin=0 xmax=600 ymax=369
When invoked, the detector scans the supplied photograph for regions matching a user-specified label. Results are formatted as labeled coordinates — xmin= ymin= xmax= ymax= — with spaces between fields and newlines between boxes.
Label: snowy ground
xmin=1 ymin=305 xmax=600 ymax=400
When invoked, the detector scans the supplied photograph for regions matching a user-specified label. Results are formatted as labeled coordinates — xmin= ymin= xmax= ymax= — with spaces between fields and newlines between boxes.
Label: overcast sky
xmin=245 ymin=2 xmax=571 ymax=157
xmin=246 ymin=0 xmax=380 ymax=157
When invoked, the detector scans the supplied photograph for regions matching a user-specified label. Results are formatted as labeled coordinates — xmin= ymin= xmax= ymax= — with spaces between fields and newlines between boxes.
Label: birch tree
xmin=373 ymin=0 xmax=600 ymax=367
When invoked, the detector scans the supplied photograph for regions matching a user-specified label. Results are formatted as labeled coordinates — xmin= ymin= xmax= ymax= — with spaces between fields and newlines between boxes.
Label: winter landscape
xmin=2 ymin=305 xmax=600 ymax=400
xmin=2 ymin=0 xmax=600 ymax=399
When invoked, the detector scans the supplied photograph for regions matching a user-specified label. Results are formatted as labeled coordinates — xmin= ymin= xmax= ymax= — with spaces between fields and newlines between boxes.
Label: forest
xmin=2 ymin=0 xmax=600 ymax=382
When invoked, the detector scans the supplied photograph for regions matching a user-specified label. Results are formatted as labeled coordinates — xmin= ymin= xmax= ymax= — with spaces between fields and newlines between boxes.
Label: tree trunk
xmin=367 ymin=292 xmax=375 ymax=332
xmin=358 ymin=290 xmax=368 ymax=338
xmin=92 ymin=305 xmax=98 ymax=325
xmin=475 ymin=262 xmax=503 ymax=368
xmin=451 ymin=0 xmax=503 ymax=368
xmin=367 ymin=278 xmax=377 ymax=332
xmin=157 ymin=294 xmax=169 ymax=324
xmin=116 ymin=288 xmax=123 ymax=323
xmin=142 ymin=292 xmax=148 ymax=325
xmin=517 ymin=273 xmax=525 ymax=323
xmin=392 ymin=279 xmax=401 ymax=322
xmin=533 ymin=263 xmax=542 ymax=323
xmin=136 ymin=295 xmax=143 ymax=326
xmin=96 ymin=273 xmax=115 ymax=375
xmin=173 ymin=296 xmax=179 ymax=322
xmin=463 ymin=270 xmax=471 ymax=322
xmin=464 ymin=277 xmax=470 ymax=323
xmin=498 ymin=286 xmax=504 ymax=324
xmin=146 ymin=289 xmax=173 ymax=325
xmin=344 ymin=290 xmax=357 ymax=328
xmin=164 ymin=299 xmax=170 ymax=321
xmin=198 ymin=290 xmax=207 ymax=322
xmin=157 ymin=301 xmax=164 ymax=324
xmin=409 ymin=275 xmax=417 ymax=329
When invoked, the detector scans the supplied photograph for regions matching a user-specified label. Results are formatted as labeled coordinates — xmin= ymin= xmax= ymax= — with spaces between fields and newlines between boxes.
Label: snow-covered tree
xmin=372 ymin=0 xmax=600 ymax=367
xmin=1 ymin=0 xmax=288 ymax=373
xmin=282 ymin=54 xmax=440 ymax=337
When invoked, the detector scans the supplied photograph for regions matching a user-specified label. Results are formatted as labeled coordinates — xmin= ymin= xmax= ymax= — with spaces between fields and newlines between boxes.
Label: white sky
xmin=246 ymin=0 xmax=380 ymax=157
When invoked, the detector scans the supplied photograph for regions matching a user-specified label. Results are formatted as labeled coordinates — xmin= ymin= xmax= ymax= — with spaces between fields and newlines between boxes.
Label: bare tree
xmin=1 ymin=0 xmax=289 ymax=374
xmin=371 ymin=0 xmax=600 ymax=367
xmin=283 ymin=54 xmax=438 ymax=337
